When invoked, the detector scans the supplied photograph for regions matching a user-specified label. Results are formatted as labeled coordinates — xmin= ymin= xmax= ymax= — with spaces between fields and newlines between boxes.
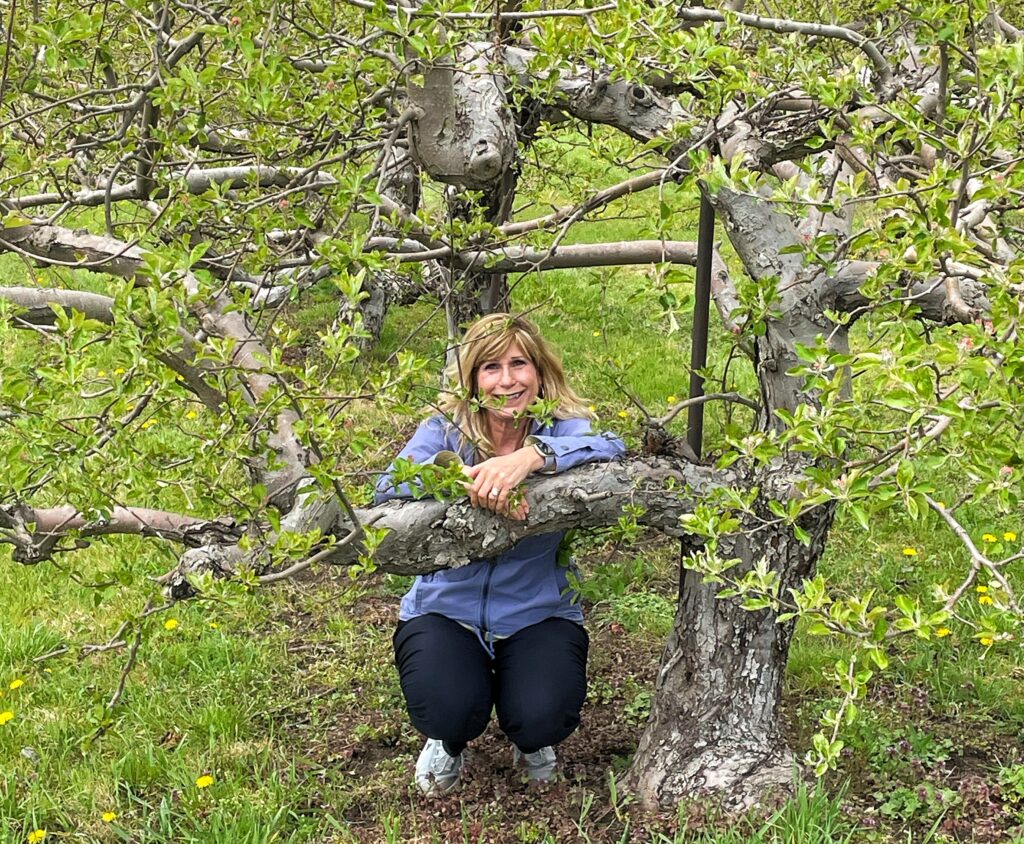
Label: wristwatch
xmin=525 ymin=436 xmax=556 ymax=473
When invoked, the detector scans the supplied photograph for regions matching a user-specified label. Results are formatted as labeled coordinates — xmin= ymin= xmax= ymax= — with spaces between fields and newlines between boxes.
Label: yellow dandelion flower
xmin=667 ymin=395 xmax=677 ymax=404
xmin=209 ymin=622 xmax=218 ymax=629
xmin=587 ymin=405 xmax=596 ymax=413
xmin=935 ymin=627 xmax=951 ymax=637
xmin=592 ymin=330 xmax=601 ymax=337
xmin=102 ymin=812 xmax=117 ymax=823
xmin=617 ymin=410 xmax=629 ymax=418
xmin=163 ymin=618 xmax=179 ymax=631
xmin=979 ymin=595 xmax=994 ymax=606
xmin=141 ymin=419 xmax=157 ymax=430
xmin=981 ymin=636 xmax=994 ymax=647
xmin=114 ymin=367 xmax=126 ymax=375
xmin=27 ymin=830 xmax=46 ymax=844
xmin=976 ymin=585 xmax=988 ymax=593
xmin=186 ymin=410 xmax=198 ymax=420
xmin=983 ymin=533 xmax=997 ymax=543
xmin=9 ymin=679 xmax=24 ymax=690
xmin=1005 ymin=531 xmax=1017 ymax=542
xmin=902 ymin=547 xmax=917 ymax=556
xmin=0 ymin=710 xmax=13 ymax=725
xmin=195 ymin=774 xmax=214 ymax=789
xmin=97 ymin=370 xmax=107 ymax=377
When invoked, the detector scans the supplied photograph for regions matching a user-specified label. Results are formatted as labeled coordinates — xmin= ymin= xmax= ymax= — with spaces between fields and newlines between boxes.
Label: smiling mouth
xmin=496 ymin=391 xmax=525 ymax=403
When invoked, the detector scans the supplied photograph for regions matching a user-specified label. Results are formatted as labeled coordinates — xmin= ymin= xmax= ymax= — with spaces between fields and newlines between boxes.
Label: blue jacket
xmin=375 ymin=415 xmax=626 ymax=646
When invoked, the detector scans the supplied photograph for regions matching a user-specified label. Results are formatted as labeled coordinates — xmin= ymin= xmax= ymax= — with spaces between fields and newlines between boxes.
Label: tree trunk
xmin=627 ymin=482 xmax=836 ymax=811
xmin=445 ymin=165 xmax=519 ymax=327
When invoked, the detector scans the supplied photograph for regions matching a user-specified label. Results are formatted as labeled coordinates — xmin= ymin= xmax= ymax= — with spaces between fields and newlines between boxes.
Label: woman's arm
xmin=526 ymin=417 xmax=626 ymax=473
xmin=464 ymin=417 xmax=625 ymax=517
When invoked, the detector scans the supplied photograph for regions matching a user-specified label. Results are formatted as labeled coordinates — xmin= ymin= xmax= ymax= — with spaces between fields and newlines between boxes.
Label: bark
xmin=335 ymin=457 xmax=728 ymax=573
xmin=377 ymin=239 xmax=707 ymax=273
xmin=404 ymin=37 xmax=524 ymax=324
xmin=407 ymin=43 xmax=518 ymax=191
xmin=625 ymin=185 xmax=850 ymax=808
xmin=0 ymin=286 xmax=117 ymax=325
xmin=7 ymin=166 xmax=337 ymax=210
xmin=627 ymin=473 xmax=835 ymax=811
xmin=503 ymin=47 xmax=690 ymax=145
xmin=152 ymin=456 xmax=731 ymax=597
xmin=0 ymin=503 xmax=239 ymax=564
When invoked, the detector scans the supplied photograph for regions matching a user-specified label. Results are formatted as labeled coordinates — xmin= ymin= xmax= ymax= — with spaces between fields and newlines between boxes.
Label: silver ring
xmin=488 ymin=488 xmax=500 ymax=498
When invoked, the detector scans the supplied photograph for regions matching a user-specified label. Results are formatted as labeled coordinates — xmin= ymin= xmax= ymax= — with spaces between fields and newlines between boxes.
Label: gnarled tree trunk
xmin=627 ymin=491 xmax=836 ymax=810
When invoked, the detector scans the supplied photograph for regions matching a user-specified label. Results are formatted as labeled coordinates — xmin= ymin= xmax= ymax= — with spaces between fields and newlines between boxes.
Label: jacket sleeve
xmin=528 ymin=417 xmax=626 ymax=474
xmin=374 ymin=416 xmax=456 ymax=503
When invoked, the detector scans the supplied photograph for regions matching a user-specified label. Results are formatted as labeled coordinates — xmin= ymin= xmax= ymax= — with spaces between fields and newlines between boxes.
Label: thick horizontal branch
xmin=370 ymin=238 xmax=703 ymax=272
xmin=0 ymin=503 xmax=240 ymax=564
xmin=367 ymin=235 xmax=741 ymax=328
xmin=325 ymin=457 xmax=732 ymax=575
xmin=6 ymin=167 xmax=337 ymax=210
xmin=341 ymin=0 xmax=615 ymax=20
xmin=149 ymin=456 xmax=732 ymax=596
xmin=0 ymin=286 xmax=116 ymax=325
xmin=0 ymin=224 xmax=153 ymax=275
xmin=821 ymin=261 xmax=991 ymax=323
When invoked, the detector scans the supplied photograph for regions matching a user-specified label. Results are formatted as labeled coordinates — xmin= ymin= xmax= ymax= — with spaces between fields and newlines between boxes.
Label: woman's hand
xmin=464 ymin=447 xmax=544 ymax=520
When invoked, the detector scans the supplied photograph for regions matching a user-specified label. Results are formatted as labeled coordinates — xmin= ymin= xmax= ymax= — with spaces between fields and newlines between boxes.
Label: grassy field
xmin=3 ymin=139 xmax=1024 ymax=843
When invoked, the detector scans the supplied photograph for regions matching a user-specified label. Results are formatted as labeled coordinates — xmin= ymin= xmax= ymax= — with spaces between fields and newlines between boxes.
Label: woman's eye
xmin=482 ymin=363 xmax=499 ymax=372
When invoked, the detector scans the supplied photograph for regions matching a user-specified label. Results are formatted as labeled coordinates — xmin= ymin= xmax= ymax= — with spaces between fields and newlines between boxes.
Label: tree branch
xmin=327 ymin=456 xmax=729 ymax=574
xmin=373 ymin=238 xmax=702 ymax=272
xmin=0 ymin=502 xmax=240 ymax=564
xmin=6 ymin=166 xmax=338 ymax=210
xmin=674 ymin=7 xmax=894 ymax=96
xmin=0 ymin=286 xmax=116 ymax=324
xmin=820 ymin=260 xmax=990 ymax=323
xmin=0 ymin=223 xmax=309 ymax=505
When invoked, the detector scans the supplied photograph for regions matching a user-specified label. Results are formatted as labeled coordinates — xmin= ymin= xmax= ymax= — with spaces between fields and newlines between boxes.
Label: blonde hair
xmin=439 ymin=313 xmax=593 ymax=458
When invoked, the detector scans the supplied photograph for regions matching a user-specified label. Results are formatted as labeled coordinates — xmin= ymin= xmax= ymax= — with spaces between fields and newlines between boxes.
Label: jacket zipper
xmin=479 ymin=558 xmax=497 ymax=647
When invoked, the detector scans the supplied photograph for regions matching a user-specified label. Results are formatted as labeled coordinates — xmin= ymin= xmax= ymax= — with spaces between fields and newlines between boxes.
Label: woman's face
xmin=475 ymin=342 xmax=540 ymax=423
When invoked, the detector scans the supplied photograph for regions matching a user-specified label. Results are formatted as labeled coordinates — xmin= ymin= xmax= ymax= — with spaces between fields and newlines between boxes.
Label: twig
xmin=32 ymin=645 xmax=69 ymax=663
xmin=653 ymin=392 xmax=761 ymax=427
xmin=89 ymin=614 xmax=147 ymax=743
xmin=257 ymin=513 xmax=385 ymax=584
xmin=0 ymin=0 xmax=15 ymax=108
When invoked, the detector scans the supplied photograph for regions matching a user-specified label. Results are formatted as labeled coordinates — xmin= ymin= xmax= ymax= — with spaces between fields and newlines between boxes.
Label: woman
xmin=375 ymin=313 xmax=625 ymax=794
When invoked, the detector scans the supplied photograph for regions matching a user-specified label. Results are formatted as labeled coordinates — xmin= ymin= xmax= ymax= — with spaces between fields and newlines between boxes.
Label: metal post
xmin=686 ymin=193 xmax=715 ymax=459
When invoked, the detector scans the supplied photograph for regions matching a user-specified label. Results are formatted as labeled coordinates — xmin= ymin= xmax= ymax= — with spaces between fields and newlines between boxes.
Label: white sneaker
xmin=513 ymin=745 xmax=557 ymax=783
xmin=415 ymin=738 xmax=464 ymax=795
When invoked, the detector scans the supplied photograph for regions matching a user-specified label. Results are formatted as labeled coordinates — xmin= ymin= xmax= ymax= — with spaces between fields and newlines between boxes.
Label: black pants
xmin=393 ymin=613 xmax=589 ymax=755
